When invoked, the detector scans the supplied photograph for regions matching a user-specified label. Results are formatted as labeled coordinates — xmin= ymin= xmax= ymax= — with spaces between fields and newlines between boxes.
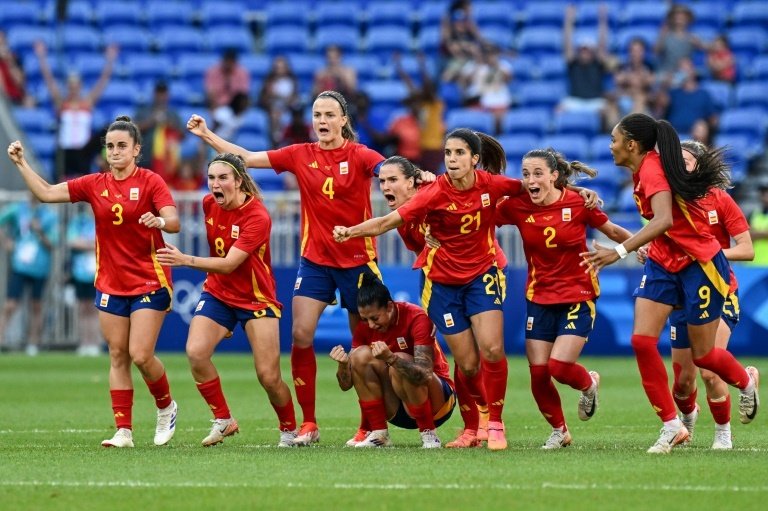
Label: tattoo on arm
xmin=336 ymin=363 xmax=353 ymax=391
xmin=392 ymin=345 xmax=433 ymax=386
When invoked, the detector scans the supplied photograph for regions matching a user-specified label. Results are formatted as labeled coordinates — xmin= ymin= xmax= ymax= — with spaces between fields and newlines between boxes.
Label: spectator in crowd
xmin=606 ymin=38 xmax=656 ymax=127
xmin=440 ymin=0 xmax=484 ymax=83
xmin=0 ymin=194 xmax=58 ymax=356
xmin=352 ymin=92 xmax=390 ymax=155
xmin=258 ymin=56 xmax=301 ymax=147
xmin=312 ymin=45 xmax=357 ymax=100
xmin=135 ymin=81 xmax=185 ymax=182
xmin=204 ymin=48 xmax=250 ymax=110
xmin=388 ymin=94 xmax=422 ymax=165
xmin=35 ymin=41 xmax=118 ymax=178
xmin=458 ymin=45 xmax=512 ymax=133
xmin=169 ymin=157 xmax=205 ymax=192
xmin=749 ymin=183 xmax=768 ymax=266
xmin=560 ymin=4 xmax=612 ymax=116
xmin=656 ymin=57 xmax=717 ymax=137
xmin=67 ymin=204 xmax=102 ymax=357
xmin=707 ymin=35 xmax=736 ymax=84
xmin=212 ymin=92 xmax=250 ymax=142
xmin=0 ymin=31 xmax=27 ymax=105
xmin=655 ymin=4 xmax=705 ymax=78
xmin=280 ymin=103 xmax=313 ymax=148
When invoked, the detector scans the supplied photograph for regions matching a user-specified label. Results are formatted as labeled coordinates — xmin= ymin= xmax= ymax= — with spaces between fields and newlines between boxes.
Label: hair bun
xmin=115 ymin=115 xmax=132 ymax=122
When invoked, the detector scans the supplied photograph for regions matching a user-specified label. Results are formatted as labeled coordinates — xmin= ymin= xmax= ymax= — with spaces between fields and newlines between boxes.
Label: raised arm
xmin=333 ymin=210 xmax=404 ymax=242
xmin=7 ymin=141 xmax=71 ymax=203
xmin=563 ymin=4 xmax=576 ymax=61
xmin=156 ymin=242 xmax=248 ymax=274
xmin=85 ymin=44 xmax=118 ymax=105
xmin=34 ymin=41 xmax=62 ymax=107
xmin=187 ymin=114 xmax=271 ymax=169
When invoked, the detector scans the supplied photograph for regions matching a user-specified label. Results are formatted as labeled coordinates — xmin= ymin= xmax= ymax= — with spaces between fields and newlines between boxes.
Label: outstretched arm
xmin=596 ymin=220 xmax=633 ymax=244
xmin=187 ymin=114 xmax=272 ymax=168
xmin=333 ymin=210 xmax=404 ymax=242
xmin=156 ymin=242 xmax=249 ymax=274
xmin=34 ymin=41 xmax=62 ymax=108
xmin=7 ymin=141 xmax=70 ymax=203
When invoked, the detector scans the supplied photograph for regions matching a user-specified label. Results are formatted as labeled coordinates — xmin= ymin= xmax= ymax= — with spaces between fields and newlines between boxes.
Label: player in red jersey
xmin=7 ymin=116 xmax=180 ymax=448
xmin=654 ymin=141 xmax=754 ymax=449
xmin=330 ymin=274 xmax=456 ymax=448
xmin=187 ymin=90 xmax=405 ymax=445
xmin=496 ymin=148 xmax=632 ymax=449
xmin=334 ymin=128 xmax=525 ymax=450
xmin=157 ymin=153 xmax=298 ymax=447
xmin=581 ymin=113 xmax=759 ymax=453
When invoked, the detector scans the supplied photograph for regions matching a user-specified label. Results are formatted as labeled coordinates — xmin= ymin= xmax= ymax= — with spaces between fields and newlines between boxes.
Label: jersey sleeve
xmin=495 ymin=196 xmax=520 ymax=227
xmin=266 ymin=145 xmax=299 ymax=174
xmin=232 ymin=205 xmax=270 ymax=254
xmin=640 ymin=159 xmax=671 ymax=199
xmin=356 ymin=145 xmax=385 ymax=177
xmin=397 ymin=183 xmax=436 ymax=224
xmin=351 ymin=321 xmax=369 ymax=349
xmin=67 ymin=174 xmax=96 ymax=203
xmin=490 ymin=174 xmax=523 ymax=198
xmin=718 ymin=192 xmax=750 ymax=236
xmin=410 ymin=310 xmax=437 ymax=347
xmin=585 ymin=204 xmax=610 ymax=228
xmin=149 ymin=173 xmax=176 ymax=211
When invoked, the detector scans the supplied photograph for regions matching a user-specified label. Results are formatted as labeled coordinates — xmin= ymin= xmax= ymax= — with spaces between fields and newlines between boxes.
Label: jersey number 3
xmin=111 ymin=204 xmax=123 ymax=225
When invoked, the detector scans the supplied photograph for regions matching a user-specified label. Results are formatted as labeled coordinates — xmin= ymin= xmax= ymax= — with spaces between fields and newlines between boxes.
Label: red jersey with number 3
xmin=496 ymin=189 xmax=608 ymax=304
xmin=267 ymin=141 xmax=384 ymax=268
xmin=68 ymin=168 xmax=174 ymax=296
xmin=397 ymin=171 xmax=522 ymax=285
xmin=201 ymin=194 xmax=281 ymax=314
xmin=351 ymin=301 xmax=451 ymax=382
xmin=632 ymin=151 xmax=722 ymax=272
xmin=697 ymin=188 xmax=749 ymax=292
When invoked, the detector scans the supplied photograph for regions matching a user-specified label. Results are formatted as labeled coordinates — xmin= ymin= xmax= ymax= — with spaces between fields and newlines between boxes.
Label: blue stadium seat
xmin=418 ymin=2 xmax=448 ymax=29
xmin=235 ymin=133 xmax=270 ymax=151
xmin=522 ymin=1 xmax=567 ymax=28
xmin=264 ymin=3 xmax=310 ymax=28
xmin=590 ymin=159 xmax=626 ymax=186
xmin=391 ymin=54 xmax=437 ymax=83
xmin=94 ymin=2 xmax=143 ymax=28
xmin=155 ymin=27 xmax=207 ymax=56
xmin=287 ymin=53 xmax=325 ymax=82
xmin=613 ymin=27 xmax=659 ymax=54
xmin=473 ymin=1 xmax=515 ymax=31
xmin=735 ymin=82 xmax=768 ymax=110
xmin=500 ymin=108 xmax=551 ymax=136
xmin=438 ymin=81 xmax=462 ymax=109
xmin=27 ymin=133 xmax=56 ymax=161
xmin=98 ymin=81 xmax=142 ymax=110
xmin=23 ymin=55 xmax=63 ymax=85
xmin=728 ymin=28 xmax=768 ymax=61
xmin=621 ymin=3 xmax=666 ymax=27
xmin=516 ymin=81 xmax=566 ymax=109
xmin=0 ymin=3 xmax=40 ymax=28
xmin=575 ymin=3 xmax=618 ymax=29
xmin=167 ymin=79 xmax=204 ymax=107
xmin=124 ymin=54 xmax=174 ymax=83
xmin=417 ymin=26 xmax=441 ymax=53
xmin=239 ymin=53 xmax=273 ymax=80
xmin=714 ymin=133 xmax=760 ymax=181
xmin=146 ymin=2 xmax=193 ymax=29
xmin=589 ymin=135 xmax=613 ymax=161
xmin=251 ymin=171 xmax=286 ymax=192
xmin=206 ymin=26 xmax=252 ymax=54
xmin=198 ymin=2 xmax=246 ymax=27
xmin=59 ymin=1 xmax=95 ymax=26
xmin=749 ymin=55 xmax=768 ymax=80
xmin=61 ymin=25 xmax=102 ymax=53
xmin=103 ymin=25 xmax=153 ymax=54
xmin=13 ymin=107 xmax=55 ymax=133
xmin=732 ymin=2 xmax=768 ymax=29
xmin=689 ymin=2 xmax=727 ymax=30
xmin=365 ymin=26 xmax=412 ymax=56
xmin=554 ymin=110 xmax=601 ymax=137
xmin=719 ymin=107 xmax=767 ymax=139
xmin=315 ymin=25 xmax=359 ymax=53
xmin=362 ymin=80 xmax=409 ymax=107
xmin=516 ymin=28 xmax=563 ymax=57
xmin=538 ymin=135 xmax=590 ymax=161
xmin=365 ymin=2 xmax=412 ymax=29
xmin=7 ymin=26 xmax=54 ymax=55
xmin=316 ymin=2 xmax=360 ymax=28
xmin=445 ymin=108 xmax=495 ymax=133
xmin=505 ymin=55 xmax=536 ymax=82
xmin=345 ymin=53 xmax=383 ymax=82
xmin=239 ymin=108 xmax=269 ymax=136
xmin=536 ymin=56 xmax=567 ymax=81
xmin=700 ymin=80 xmax=733 ymax=111
xmin=482 ymin=26 xmax=514 ymax=50
xmin=73 ymin=53 xmax=109 ymax=83
xmin=498 ymin=134 xmax=541 ymax=163
xmin=263 ymin=28 xmax=311 ymax=55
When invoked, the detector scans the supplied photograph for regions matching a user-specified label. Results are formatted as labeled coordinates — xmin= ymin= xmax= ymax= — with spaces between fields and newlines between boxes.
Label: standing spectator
xmin=135 ymin=81 xmax=185 ymax=182
xmin=313 ymin=46 xmax=357 ymax=100
xmin=67 ymin=203 xmax=102 ymax=357
xmin=204 ymin=48 xmax=250 ymax=110
xmin=35 ymin=41 xmax=118 ymax=178
xmin=440 ymin=0 xmax=484 ymax=83
xmin=280 ymin=103 xmax=313 ymax=148
xmin=707 ymin=35 xmax=736 ymax=84
xmin=656 ymin=58 xmax=717 ymax=137
xmin=0 ymin=194 xmax=58 ymax=356
xmin=607 ymin=38 xmax=656 ymax=127
xmin=387 ymin=95 xmax=422 ymax=163
xmin=655 ymin=4 xmax=705 ymax=78
xmin=749 ymin=183 xmax=768 ymax=266
xmin=0 ymin=31 xmax=27 ymax=105
xmin=258 ymin=56 xmax=300 ymax=147
xmin=212 ymin=92 xmax=250 ymax=142
xmin=560 ymin=4 xmax=612 ymax=115
xmin=459 ymin=45 xmax=512 ymax=132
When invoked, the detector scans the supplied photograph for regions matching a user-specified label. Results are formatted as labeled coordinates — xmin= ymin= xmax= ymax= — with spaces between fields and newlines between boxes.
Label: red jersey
xmin=632 ymin=151 xmax=722 ymax=272
xmin=201 ymin=194 xmax=282 ymax=314
xmin=697 ymin=187 xmax=749 ymax=292
xmin=397 ymin=171 xmax=522 ymax=284
xmin=496 ymin=189 xmax=608 ymax=304
xmin=351 ymin=301 xmax=451 ymax=383
xmin=267 ymin=141 xmax=384 ymax=268
xmin=68 ymin=168 xmax=174 ymax=296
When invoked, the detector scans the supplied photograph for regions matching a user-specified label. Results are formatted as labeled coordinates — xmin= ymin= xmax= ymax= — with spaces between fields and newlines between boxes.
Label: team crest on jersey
xmin=443 ymin=313 xmax=455 ymax=328
xmin=396 ymin=337 xmax=408 ymax=350
xmin=708 ymin=210 xmax=719 ymax=225
xmin=526 ymin=316 xmax=534 ymax=331
xmin=294 ymin=277 xmax=302 ymax=290
xmin=195 ymin=300 xmax=205 ymax=312
xmin=130 ymin=187 xmax=139 ymax=200
xmin=481 ymin=193 xmax=490 ymax=207
xmin=562 ymin=208 xmax=572 ymax=221
xmin=340 ymin=161 xmax=349 ymax=175
xmin=231 ymin=225 xmax=240 ymax=239
xmin=100 ymin=293 xmax=110 ymax=307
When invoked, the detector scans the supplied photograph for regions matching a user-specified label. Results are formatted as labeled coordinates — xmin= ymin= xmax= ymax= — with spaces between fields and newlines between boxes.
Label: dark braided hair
xmin=680 ymin=140 xmax=732 ymax=190
xmin=208 ymin=152 xmax=262 ymax=200
xmin=523 ymin=148 xmax=597 ymax=188
xmin=445 ymin=128 xmax=507 ymax=175
xmin=315 ymin=90 xmax=357 ymax=141
xmin=617 ymin=113 xmax=722 ymax=201
xmin=357 ymin=273 xmax=392 ymax=309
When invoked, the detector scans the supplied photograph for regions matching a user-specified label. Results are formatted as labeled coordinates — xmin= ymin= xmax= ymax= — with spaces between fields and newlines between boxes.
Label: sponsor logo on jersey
xmin=443 ymin=313 xmax=455 ymax=328
xmin=231 ymin=225 xmax=240 ymax=239
xmin=562 ymin=208 xmax=572 ymax=221
xmin=708 ymin=210 xmax=719 ymax=225
xmin=129 ymin=188 xmax=139 ymax=200
xmin=699 ymin=310 xmax=710 ymax=320
xmin=447 ymin=203 xmax=457 ymax=211
xmin=340 ymin=161 xmax=349 ymax=175
xmin=100 ymin=189 xmax=109 ymax=197
xmin=565 ymin=321 xmax=576 ymax=330
xmin=141 ymin=296 xmax=151 ymax=303
xmin=207 ymin=218 xmax=213 ymax=226
xmin=307 ymin=161 xmax=318 ymax=168
xmin=525 ymin=215 xmax=535 ymax=223
xmin=396 ymin=337 xmax=408 ymax=350
xmin=481 ymin=193 xmax=490 ymax=207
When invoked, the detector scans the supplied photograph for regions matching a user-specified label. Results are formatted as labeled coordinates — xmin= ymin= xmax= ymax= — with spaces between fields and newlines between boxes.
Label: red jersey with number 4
xmin=632 ymin=151 xmax=722 ymax=272
xmin=68 ymin=168 xmax=174 ymax=296
xmin=201 ymin=194 xmax=281 ymax=314
xmin=267 ymin=141 xmax=384 ymax=268
xmin=697 ymin=188 xmax=749 ymax=292
xmin=352 ymin=301 xmax=451 ymax=383
xmin=397 ymin=171 xmax=522 ymax=285
xmin=496 ymin=189 xmax=608 ymax=304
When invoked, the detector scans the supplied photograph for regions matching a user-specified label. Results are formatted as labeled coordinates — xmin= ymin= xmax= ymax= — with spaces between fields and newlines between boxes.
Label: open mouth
xmin=318 ymin=127 xmax=330 ymax=136
xmin=212 ymin=191 xmax=225 ymax=203
xmin=384 ymin=193 xmax=397 ymax=208
xmin=528 ymin=186 xmax=541 ymax=200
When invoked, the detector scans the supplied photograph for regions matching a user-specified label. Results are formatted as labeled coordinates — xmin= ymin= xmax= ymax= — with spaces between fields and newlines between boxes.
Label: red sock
xmin=271 ymin=399 xmax=297 ymax=432
xmin=708 ymin=395 xmax=731 ymax=425
xmin=530 ymin=365 xmax=565 ymax=429
xmin=359 ymin=411 xmax=371 ymax=432
xmin=359 ymin=399 xmax=388 ymax=431
xmin=482 ymin=357 xmax=508 ymax=422
xmin=291 ymin=345 xmax=317 ymax=423
xmin=548 ymin=358 xmax=593 ymax=391
xmin=671 ymin=363 xmax=698 ymax=415
xmin=196 ymin=377 xmax=231 ymax=419
xmin=631 ymin=334 xmax=677 ymax=422
xmin=144 ymin=371 xmax=172 ymax=409
xmin=693 ymin=348 xmax=750 ymax=390
xmin=110 ymin=389 xmax=133 ymax=430
xmin=454 ymin=367 xmax=479 ymax=431
xmin=460 ymin=363 xmax=487 ymax=407
xmin=405 ymin=398 xmax=436 ymax=431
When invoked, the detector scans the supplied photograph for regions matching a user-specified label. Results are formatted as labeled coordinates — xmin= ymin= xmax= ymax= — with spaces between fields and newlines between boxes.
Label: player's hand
xmin=579 ymin=188 xmax=601 ymax=209
xmin=7 ymin=141 xmax=24 ymax=165
xmin=187 ymin=114 xmax=208 ymax=137
xmin=371 ymin=341 xmax=393 ymax=362
xmin=637 ymin=244 xmax=649 ymax=264
xmin=333 ymin=226 xmax=352 ymax=243
xmin=579 ymin=239 xmax=620 ymax=274
xmin=329 ymin=345 xmax=349 ymax=364
xmin=156 ymin=243 xmax=184 ymax=266
xmin=424 ymin=225 xmax=441 ymax=249
xmin=416 ymin=169 xmax=436 ymax=184
xmin=139 ymin=212 xmax=164 ymax=229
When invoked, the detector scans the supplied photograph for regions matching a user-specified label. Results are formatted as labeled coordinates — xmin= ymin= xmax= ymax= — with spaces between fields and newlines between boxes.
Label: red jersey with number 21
xmin=67 ymin=168 xmax=174 ymax=296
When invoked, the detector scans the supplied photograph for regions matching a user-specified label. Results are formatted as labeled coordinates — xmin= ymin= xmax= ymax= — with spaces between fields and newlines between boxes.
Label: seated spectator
xmin=35 ymin=41 xmax=118 ymax=178
xmin=212 ymin=92 xmax=250 ymax=141
xmin=654 ymin=4 xmax=705 ymax=79
xmin=312 ymin=45 xmax=357 ymax=101
xmin=748 ymin=183 xmax=768 ymax=266
xmin=458 ymin=45 xmax=512 ymax=132
xmin=0 ymin=31 xmax=27 ymax=105
xmin=204 ymin=47 xmax=250 ymax=109
xmin=440 ymin=0 xmax=484 ymax=83
xmin=135 ymin=81 xmax=185 ymax=181
xmin=608 ymin=38 xmax=656 ymax=125
xmin=707 ymin=35 xmax=736 ymax=84
xmin=279 ymin=103 xmax=313 ymax=148
xmin=656 ymin=57 xmax=717 ymax=136
xmin=258 ymin=56 xmax=300 ymax=147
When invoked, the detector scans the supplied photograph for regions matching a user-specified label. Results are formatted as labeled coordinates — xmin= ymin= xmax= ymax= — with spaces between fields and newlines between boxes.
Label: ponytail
xmin=681 ymin=140 xmax=732 ymax=190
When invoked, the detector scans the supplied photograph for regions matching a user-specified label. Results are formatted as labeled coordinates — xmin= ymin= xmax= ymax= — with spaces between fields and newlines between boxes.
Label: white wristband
xmin=615 ymin=243 xmax=628 ymax=259
xmin=157 ymin=217 xmax=166 ymax=230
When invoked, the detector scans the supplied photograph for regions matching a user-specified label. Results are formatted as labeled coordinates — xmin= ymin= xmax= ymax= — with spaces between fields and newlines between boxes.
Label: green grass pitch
xmin=1 ymin=354 xmax=766 ymax=510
